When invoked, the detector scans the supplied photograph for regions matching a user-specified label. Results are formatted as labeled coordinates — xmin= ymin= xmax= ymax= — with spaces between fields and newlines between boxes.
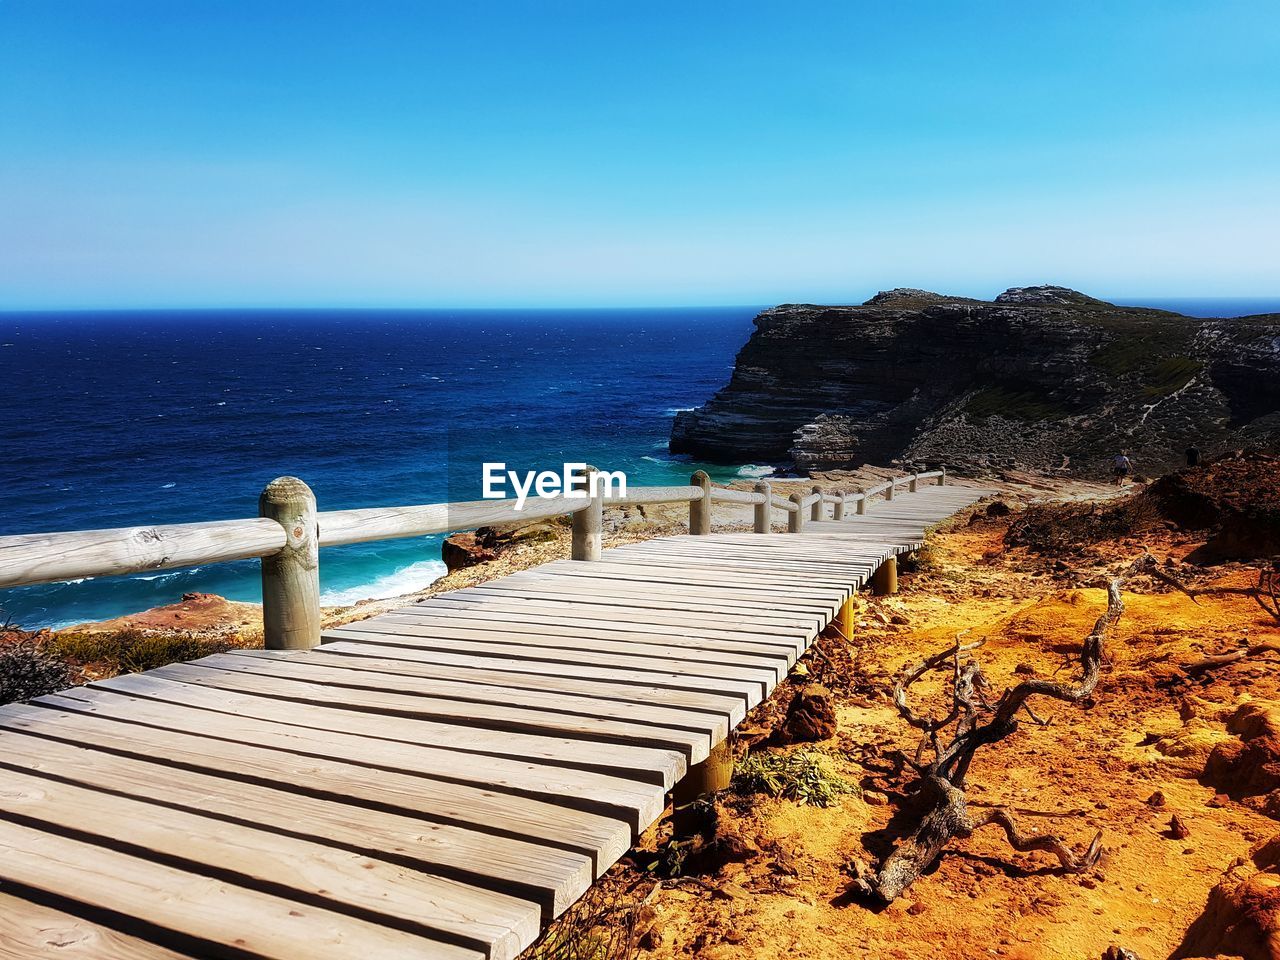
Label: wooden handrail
xmin=320 ymin=495 xmax=591 ymax=548
xmin=0 ymin=465 xmax=950 ymax=647
xmin=605 ymin=484 xmax=704 ymax=506
xmin=708 ymin=487 xmax=767 ymax=505
xmin=0 ymin=519 xmax=287 ymax=592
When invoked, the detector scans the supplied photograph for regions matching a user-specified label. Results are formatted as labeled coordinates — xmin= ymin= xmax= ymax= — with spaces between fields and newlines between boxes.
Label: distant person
xmin=1186 ymin=446 xmax=1201 ymax=467
xmin=1112 ymin=452 xmax=1132 ymax=485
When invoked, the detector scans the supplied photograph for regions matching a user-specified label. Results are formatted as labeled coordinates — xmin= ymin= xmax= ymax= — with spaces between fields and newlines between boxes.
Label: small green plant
xmin=962 ymin=385 xmax=1070 ymax=422
xmin=733 ymin=750 xmax=856 ymax=807
xmin=1141 ymin=356 xmax=1202 ymax=397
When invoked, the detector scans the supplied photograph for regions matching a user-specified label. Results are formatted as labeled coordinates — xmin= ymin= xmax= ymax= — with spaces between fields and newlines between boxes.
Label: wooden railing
xmin=0 ymin=466 xmax=946 ymax=649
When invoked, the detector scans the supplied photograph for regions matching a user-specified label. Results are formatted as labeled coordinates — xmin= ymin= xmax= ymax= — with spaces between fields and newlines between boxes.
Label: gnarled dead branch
xmin=854 ymin=579 xmax=1123 ymax=904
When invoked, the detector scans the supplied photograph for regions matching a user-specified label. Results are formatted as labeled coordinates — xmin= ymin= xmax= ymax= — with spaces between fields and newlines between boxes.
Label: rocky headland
xmin=670 ymin=286 xmax=1280 ymax=477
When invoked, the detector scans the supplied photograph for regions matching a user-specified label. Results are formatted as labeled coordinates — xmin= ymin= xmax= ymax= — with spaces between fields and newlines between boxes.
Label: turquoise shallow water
xmin=0 ymin=307 xmax=766 ymax=628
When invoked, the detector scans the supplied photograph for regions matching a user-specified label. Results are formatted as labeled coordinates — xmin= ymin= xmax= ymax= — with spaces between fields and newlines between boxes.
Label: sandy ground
xmin=538 ymin=488 xmax=1280 ymax=960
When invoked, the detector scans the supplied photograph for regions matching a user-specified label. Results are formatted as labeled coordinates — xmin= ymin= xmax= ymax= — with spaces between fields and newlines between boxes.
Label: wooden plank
xmin=325 ymin=626 xmax=783 ymax=692
xmin=315 ymin=639 xmax=764 ymax=707
xmin=99 ymin=670 xmax=686 ymax=789
xmin=189 ymin=653 xmax=734 ymax=745
xmin=0 ymin=892 xmax=186 ymax=960
xmin=347 ymin=615 xmax=798 ymax=670
xmin=488 ymin=569 xmax=842 ymax=610
xmin=0 ymin=727 xmax=593 ymax=917
xmin=447 ymin=584 xmax=830 ymax=628
xmin=141 ymin=660 xmax=715 ymax=763
xmin=482 ymin=573 xmax=841 ymax=618
xmin=55 ymin=680 xmax=666 ymax=830
xmin=533 ymin=559 xmax=851 ymax=598
xmin=424 ymin=594 xmax=817 ymax=638
xmin=555 ymin=558 xmax=861 ymax=595
xmin=375 ymin=605 xmax=804 ymax=656
xmin=0 ymin=817 xmax=484 ymax=960
xmin=1 ymin=700 xmax=634 ymax=872
xmin=247 ymin=649 xmax=749 ymax=724
xmin=621 ymin=543 xmax=885 ymax=572
xmin=0 ymin=764 xmax=539 ymax=960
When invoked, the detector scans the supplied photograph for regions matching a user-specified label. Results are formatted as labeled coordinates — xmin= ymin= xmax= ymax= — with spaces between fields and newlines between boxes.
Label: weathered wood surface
xmin=0 ymin=482 xmax=989 ymax=959
xmin=0 ymin=518 xmax=287 ymax=590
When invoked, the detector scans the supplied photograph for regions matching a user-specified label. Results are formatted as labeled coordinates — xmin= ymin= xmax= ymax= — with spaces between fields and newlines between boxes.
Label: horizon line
xmin=3 ymin=292 xmax=1280 ymax=316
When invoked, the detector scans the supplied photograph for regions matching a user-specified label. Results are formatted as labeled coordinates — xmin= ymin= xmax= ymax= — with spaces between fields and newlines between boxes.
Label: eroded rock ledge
xmin=670 ymin=286 xmax=1280 ymax=475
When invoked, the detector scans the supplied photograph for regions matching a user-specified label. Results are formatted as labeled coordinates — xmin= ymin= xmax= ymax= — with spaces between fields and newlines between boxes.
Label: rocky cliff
xmin=670 ymin=286 xmax=1280 ymax=476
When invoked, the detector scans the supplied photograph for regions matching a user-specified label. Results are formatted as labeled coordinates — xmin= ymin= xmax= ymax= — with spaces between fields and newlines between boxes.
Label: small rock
xmin=1169 ymin=814 xmax=1191 ymax=840
xmin=863 ymin=790 xmax=890 ymax=806
xmin=1146 ymin=790 xmax=1166 ymax=808
xmin=775 ymin=684 xmax=837 ymax=744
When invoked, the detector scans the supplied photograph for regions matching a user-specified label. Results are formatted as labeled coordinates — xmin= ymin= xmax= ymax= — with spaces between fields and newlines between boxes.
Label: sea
xmin=1 ymin=297 xmax=1275 ymax=629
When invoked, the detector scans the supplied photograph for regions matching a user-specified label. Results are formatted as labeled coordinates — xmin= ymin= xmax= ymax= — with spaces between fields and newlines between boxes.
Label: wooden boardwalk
xmin=0 ymin=484 xmax=988 ymax=959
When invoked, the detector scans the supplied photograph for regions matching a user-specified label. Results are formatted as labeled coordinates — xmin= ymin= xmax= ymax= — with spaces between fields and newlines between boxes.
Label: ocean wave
xmin=663 ymin=406 xmax=696 ymax=416
xmin=320 ymin=559 xmax=448 ymax=606
xmin=737 ymin=464 xmax=776 ymax=478
xmin=133 ymin=566 xmax=202 ymax=582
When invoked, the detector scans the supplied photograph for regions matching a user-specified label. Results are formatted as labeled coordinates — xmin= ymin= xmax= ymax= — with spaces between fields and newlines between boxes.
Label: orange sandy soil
xmin=561 ymin=508 xmax=1280 ymax=960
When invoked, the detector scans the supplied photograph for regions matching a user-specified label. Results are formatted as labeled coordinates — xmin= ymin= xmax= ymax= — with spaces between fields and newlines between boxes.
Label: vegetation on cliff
xmin=671 ymin=286 xmax=1280 ymax=478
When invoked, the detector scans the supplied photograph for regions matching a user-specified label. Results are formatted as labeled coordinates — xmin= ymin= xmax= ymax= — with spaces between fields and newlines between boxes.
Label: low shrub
xmin=48 ymin=628 xmax=234 ymax=675
xmin=0 ymin=638 xmax=76 ymax=705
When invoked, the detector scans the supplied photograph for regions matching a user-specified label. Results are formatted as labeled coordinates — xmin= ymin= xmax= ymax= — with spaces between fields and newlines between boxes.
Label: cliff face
xmin=670 ymin=287 xmax=1280 ymax=475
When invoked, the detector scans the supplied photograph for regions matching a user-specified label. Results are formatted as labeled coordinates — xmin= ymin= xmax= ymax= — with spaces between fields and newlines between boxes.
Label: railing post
xmin=833 ymin=491 xmax=845 ymax=521
xmin=690 ymin=470 xmax=712 ymax=536
xmin=672 ymin=739 xmax=734 ymax=836
xmin=834 ymin=592 xmax=855 ymax=635
xmin=753 ymin=481 xmax=771 ymax=534
xmin=788 ymin=492 xmax=804 ymax=533
xmin=909 ymin=473 xmax=918 ymax=493
xmin=857 ymin=487 xmax=867 ymax=515
xmin=938 ymin=467 xmax=947 ymax=486
xmin=886 ymin=478 xmax=896 ymax=501
xmin=571 ymin=465 xmax=603 ymax=561
xmin=810 ymin=486 xmax=822 ymax=522
xmin=871 ymin=555 xmax=898 ymax=595
xmin=259 ymin=476 xmax=321 ymax=650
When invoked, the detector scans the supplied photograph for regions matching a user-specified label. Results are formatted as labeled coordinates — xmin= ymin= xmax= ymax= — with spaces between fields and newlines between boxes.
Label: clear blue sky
xmin=1 ymin=1 xmax=1277 ymax=308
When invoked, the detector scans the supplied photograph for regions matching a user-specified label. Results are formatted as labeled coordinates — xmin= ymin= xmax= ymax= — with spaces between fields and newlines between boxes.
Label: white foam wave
xmin=737 ymin=464 xmax=776 ymax=478
xmin=664 ymin=406 xmax=696 ymax=417
xmin=133 ymin=566 xmax=201 ymax=582
xmin=320 ymin=559 xmax=448 ymax=606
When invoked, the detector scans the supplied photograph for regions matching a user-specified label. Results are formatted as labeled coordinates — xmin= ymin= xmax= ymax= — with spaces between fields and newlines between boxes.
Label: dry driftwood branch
xmin=855 ymin=579 xmax=1123 ymax=904
xmin=1135 ymin=554 xmax=1280 ymax=624
xmin=1182 ymin=640 xmax=1280 ymax=674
